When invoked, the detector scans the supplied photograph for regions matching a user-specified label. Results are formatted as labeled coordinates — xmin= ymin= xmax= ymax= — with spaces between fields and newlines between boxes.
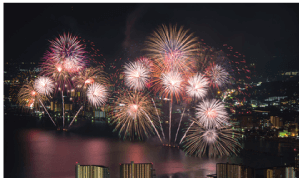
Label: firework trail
xmin=205 ymin=63 xmax=229 ymax=88
xmin=186 ymin=73 xmax=209 ymax=100
xmin=112 ymin=91 xmax=162 ymax=142
xmin=195 ymin=99 xmax=229 ymax=129
xmin=160 ymin=71 xmax=184 ymax=145
xmin=182 ymin=122 xmax=241 ymax=157
xmin=124 ymin=61 xmax=150 ymax=91
xmin=18 ymin=80 xmax=56 ymax=126
xmin=174 ymin=107 xmax=185 ymax=142
xmin=151 ymin=98 xmax=165 ymax=139
xmin=68 ymin=106 xmax=83 ymax=128
xmin=179 ymin=120 xmax=194 ymax=145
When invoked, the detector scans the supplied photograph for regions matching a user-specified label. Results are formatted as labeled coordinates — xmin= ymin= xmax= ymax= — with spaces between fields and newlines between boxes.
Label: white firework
xmin=195 ymin=99 xmax=229 ymax=129
xmin=203 ymin=129 xmax=218 ymax=144
xmin=186 ymin=73 xmax=209 ymax=99
xmin=161 ymin=71 xmax=183 ymax=99
xmin=124 ymin=61 xmax=150 ymax=91
xmin=34 ymin=76 xmax=55 ymax=96
xmin=206 ymin=64 xmax=229 ymax=87
xmin=87 ymin=83 xmax=108 ymax=107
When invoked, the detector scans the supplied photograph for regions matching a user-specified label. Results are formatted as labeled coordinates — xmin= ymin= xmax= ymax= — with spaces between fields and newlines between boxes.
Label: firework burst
xmin=86 ymin=83 xmax=108 ymax=108
xmin=161 ymin=71 xmax=184 ymax=101
xmin=47 ymin=32 xmax=86 ymax=68
xmin=74 ymin=66 xmax=107 ymax=92
xmin=205 ymin=63 xmax=229 ymax=88
xmin=34 ymin=76 xmax=55 ymax=96
xmin=112 ymin=91 xmax=162 ymax=141
xmin=144 ymin=24 xmax=198 ymax=73
xmin=195 ymin=99 xmax=229 ymax=129
xmin=186 ymin=73 xmax=209 ymax=99
xmin=18 ymin=80 xmax=56 ymax=126
xmin=182 ymin=122 xmax=241 ymax=157
xmin=18 ymin=81 xmax=42 ymax=110
xmin=124 ymin=61 xmax=150 ymax=91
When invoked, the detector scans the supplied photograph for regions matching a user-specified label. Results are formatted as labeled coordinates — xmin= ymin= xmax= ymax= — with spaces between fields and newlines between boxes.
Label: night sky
xmin=4 ymin=3 xmax=299 ymax=77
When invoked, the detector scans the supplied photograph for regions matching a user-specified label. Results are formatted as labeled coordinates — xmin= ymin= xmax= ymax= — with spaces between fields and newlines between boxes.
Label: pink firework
xmin=186 ymin=73 xmax=209 ymax=99
xmin=86 ymin=83 xmax=108 ymax=107
xmin=46 ymin=32 xmax=86 ymax=72
xmin=205 ymin=63 xmax=229 ymax=88
xmin=34 ymin=76 xmax=55 ymax=96
xmin=195 ymin=99 xmax=229 ymax=129
xmin=124 ymin=61 xmax=150 ymax=91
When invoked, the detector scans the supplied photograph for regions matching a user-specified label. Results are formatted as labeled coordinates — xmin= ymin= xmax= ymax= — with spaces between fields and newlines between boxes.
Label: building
xmin=75 ymin=162 xmax=109 ymax=178
xmin=270 ymin=116 xmax=283 ymax=129
xmin=264 ymin=166 xmax=295 ymax=178
xmin=216 ymin=163 xmax=254 ymax=178
xmin=120 ymin=161 xmax=153 ymax=178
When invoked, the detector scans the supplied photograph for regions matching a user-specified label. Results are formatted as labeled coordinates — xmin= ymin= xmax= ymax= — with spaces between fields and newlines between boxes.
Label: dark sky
xmin=4 ymin=3 xmax=299 ymax=76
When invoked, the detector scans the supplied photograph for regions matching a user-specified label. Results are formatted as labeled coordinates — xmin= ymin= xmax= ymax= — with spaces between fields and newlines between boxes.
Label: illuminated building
xmin=216 ymin=163 xmax=254 ymax=178
xmin=75 ymin=162 xmax=109 ymax=178
xmin=270 ymin=116 xmax=283 ymax=129
xmin=120 ymin=161 xmax=153 ymax=178
xmin=264 ymin=167 xmax=295 ymax=178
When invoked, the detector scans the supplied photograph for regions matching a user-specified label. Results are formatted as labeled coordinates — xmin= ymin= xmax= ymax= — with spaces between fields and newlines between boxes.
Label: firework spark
xmin=182 ymin=122 xmax=241 ymax=157
xmin=124 ymin=61 xmax=150 ymax=91
xmin=34 ymin=76 xmax=55 ymax=96
xmin=112 ymin=91 xmax=162 ymax=141
xmin=205 ymin=63 xmax=229 ymax=88
xmin=86 ymin=83 xmax=108 ymax=108
xmin=195 ymin=99 xmax=229 ymax=129
xmin=186 ymin=73 xmax=209 ymax=99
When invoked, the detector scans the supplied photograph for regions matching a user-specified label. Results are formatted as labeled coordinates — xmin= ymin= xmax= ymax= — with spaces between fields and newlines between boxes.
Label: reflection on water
xmin=4 ymin=117 xmax=296 ymax=178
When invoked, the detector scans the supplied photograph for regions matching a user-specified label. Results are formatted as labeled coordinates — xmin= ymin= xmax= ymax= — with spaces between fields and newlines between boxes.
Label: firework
xmin=186 ymin=73 xmax=209 ymax=99
xmin=74 ymin=66 xmax=107 ymax=92
xmin=145 ymin=24 xmax=198 ymax=95
xmin=161 ymin=71 xmax=184 ymax=101
xmin=18 ymin=81 xmax=41 ymax=109
xmin=18 ymin=80 xmax=56 ymax=126
xmin=34 ymin=76 xmax=55 ymax=96
xmin=195 ymin=99 xmax=229 ymax=129
xmin=182 ymin=122 xmax=241 ymax=157
xmin=144 ymin=24 xmax=198 ymax=73
xmin=47 ymin=32 xmax=86 ymax=69
xmin=205 ymin=63 xmax=229 ymax=88
xmin=39 ymin=60 xmax=72 ymax=91
xmin=112 ymin=91 xmax=162 ymax=141
xmin=124 ymin=61 xmax=150 ymax=91
xmin=86 ymin=83 xmax=108 ymax=108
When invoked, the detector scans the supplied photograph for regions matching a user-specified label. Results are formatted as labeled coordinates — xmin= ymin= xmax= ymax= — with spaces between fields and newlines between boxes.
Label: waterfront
xmin=4 ymin=115 xmax=297 ymax=178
